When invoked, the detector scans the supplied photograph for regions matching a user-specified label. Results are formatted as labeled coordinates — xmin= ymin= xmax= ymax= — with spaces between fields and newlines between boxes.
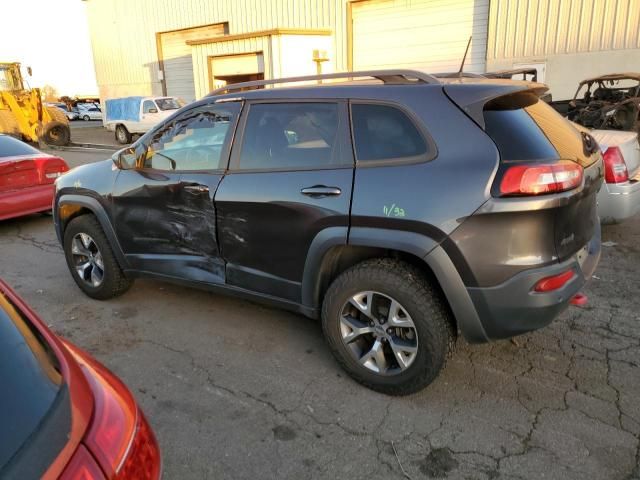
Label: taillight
xmin=498 ymin=160 xmax=583 ymax=197
xmin=80 ymin=359 xmax=161 ymax=480
xmin=45 ymin=168 xmax=66 ymax=179
xmin=83 ymin=362 xmax=137 ymax=478
xmin=533 ymin=269 xmax=576 ymax=292
xmin=35 ymin=155 xmax=69 ymax=183
xmin=116 ymin=412 xmax=162 ymax=480
xmin=59 ymin=445 xmax=106 ymax=480
xmin=603 ymin=146 xmax=629 ymax=183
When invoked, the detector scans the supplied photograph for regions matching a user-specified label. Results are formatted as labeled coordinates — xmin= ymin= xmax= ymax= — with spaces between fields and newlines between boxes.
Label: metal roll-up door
xmin=351 ymin=0 xmax=489 ymax=74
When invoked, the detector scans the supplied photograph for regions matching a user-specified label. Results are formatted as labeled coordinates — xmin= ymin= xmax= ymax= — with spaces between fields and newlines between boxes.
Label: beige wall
xmin=277 ymin=34 xmax=335 ymax=79
xmin=190 ymin=33 xmax=333 ymax=98
xmin=487 ymin=0 xmax=640 ymax=100
xmin=85 ymin=0 xmax=348 ymax=102
xmin=192 ymin=36 xmax=273 ymax=98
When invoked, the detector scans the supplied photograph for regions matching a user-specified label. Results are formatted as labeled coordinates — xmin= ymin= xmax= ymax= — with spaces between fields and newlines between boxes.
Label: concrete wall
xmin=487 ymin=0 xmax=640 ymax=100
xmin=488 ymin=49 xmax=640 ymax=101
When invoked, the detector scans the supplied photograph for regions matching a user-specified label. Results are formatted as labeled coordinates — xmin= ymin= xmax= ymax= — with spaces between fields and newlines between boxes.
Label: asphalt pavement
xmin=1 ymin=147 xmax=639 ymax=479
xmin=69 ymin=120 xmax=125 ymax=148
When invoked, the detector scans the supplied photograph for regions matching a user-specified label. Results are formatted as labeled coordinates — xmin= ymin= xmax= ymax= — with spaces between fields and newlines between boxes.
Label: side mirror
xmin=149 ymin=108 xmax=158 ymax=114
xmin=113 ymin=147 xmax=137 ymax=170
xmin=27 ymin=66 xmax=32 ymax=76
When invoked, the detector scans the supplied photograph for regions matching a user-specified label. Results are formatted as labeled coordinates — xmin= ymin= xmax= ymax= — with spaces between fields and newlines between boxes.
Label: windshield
xmin=156 ymin=98 xmax=181 ymax=111
xmin=0 ymin=66 xmax=22 ymax=91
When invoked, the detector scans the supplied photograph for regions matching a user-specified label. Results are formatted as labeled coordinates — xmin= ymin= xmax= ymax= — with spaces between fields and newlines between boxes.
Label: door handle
xmin=300 ymin=186 xmax=342 ymax=197
xmin=183 ymin=185 xmax=209 ymax=193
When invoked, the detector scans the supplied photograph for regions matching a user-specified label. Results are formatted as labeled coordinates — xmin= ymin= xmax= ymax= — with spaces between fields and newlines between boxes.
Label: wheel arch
xmin=302 ymin=226 xmax=489 ymax=343
xmin=55 ymin=194 xmax=128 ymax=270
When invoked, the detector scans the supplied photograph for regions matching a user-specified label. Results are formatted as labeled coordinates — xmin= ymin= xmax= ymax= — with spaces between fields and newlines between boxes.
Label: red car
xmin=0 ymin=134 xmax=69 ymax=221
xmin=0 ymin=279 xmax=161 ymax=479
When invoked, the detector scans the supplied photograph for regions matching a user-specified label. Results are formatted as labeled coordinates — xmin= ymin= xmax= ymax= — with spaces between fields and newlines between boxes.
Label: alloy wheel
xmin=339 ymin=291 xmax=419 ymax=375
xmin=70 ymin=233 xmax=104 ymax=287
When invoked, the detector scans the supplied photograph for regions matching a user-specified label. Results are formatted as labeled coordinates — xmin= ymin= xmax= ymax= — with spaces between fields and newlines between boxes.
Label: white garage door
xmin=352 ymin=0 xmax=489 ymax=74
xmin=160 ymin=24 xmax=226 ymax=102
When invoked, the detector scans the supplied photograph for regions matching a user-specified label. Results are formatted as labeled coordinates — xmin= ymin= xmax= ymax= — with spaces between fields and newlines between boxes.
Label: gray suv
xmin=53 ymin=70 xmax=602 ymax=395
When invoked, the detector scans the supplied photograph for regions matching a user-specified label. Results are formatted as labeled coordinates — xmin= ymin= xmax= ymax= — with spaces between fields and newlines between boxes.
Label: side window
xmin=237 ymin=103 xmax=343 ymax=170
xmin=142 ymin=104 xmax=239 ymax=171
xmin=351 ymin=104 xmax=428 ymax=162
xmin=142 ymin=100 xmax=156 ymax=114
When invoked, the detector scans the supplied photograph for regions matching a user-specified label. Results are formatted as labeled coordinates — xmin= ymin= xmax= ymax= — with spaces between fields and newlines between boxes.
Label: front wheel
xmin=83 ymin=115 xmax=90 ymax=121
xmin=63 ymin=215 xmax=133 ymax=299
xmin=42 ymin=121 xmax=70 ymax=146
xmin=115 ymin=124 xmax=132 ymax=144
xmin=321 ymin=258 xmax=454 ymax=395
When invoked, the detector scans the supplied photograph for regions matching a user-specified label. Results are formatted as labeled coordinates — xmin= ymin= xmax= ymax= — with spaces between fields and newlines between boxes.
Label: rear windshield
xmin=0 ymin=290 xmax=63 ymax=471
xmin=0 ymin=135 xmax=40 ymax=157
xmin=156 ymin=98 xmax=181 ymax=111
xmin=484 ymin=95 xmax=593 ymax=166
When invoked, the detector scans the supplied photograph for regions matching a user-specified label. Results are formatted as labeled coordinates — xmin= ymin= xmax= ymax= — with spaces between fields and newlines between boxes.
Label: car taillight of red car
xmin=59 ymin=343 xmax=161 ymax=480
xmin=602 ymin=146 xmax=629 ymax=184
xmin=34 ymin=155 xmax=69 ymax=184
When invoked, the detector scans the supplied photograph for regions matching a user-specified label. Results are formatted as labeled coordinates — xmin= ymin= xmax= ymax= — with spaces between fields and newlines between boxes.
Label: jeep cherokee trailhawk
xmin=53 ymin=70 xmax=602 ymax=395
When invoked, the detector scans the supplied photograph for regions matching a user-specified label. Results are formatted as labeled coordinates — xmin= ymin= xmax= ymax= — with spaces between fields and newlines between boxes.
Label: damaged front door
xmin=112 ymin=102 xmax=241 ymax=283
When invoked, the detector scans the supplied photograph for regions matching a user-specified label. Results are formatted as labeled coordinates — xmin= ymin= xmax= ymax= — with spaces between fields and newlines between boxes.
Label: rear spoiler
xmin=443 ymin=81 xmax=549 ymax=129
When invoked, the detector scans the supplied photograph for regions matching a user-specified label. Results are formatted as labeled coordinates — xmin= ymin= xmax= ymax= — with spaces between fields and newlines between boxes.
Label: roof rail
xmin=207 ymin=69 xmax=440 ymax=96
xmin=432 ymin=72 xmax=486 ymax=79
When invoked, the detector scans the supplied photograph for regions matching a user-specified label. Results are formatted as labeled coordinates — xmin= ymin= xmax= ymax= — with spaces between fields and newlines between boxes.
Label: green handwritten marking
xmin=383 ymin=204 xmax=405 ymax=218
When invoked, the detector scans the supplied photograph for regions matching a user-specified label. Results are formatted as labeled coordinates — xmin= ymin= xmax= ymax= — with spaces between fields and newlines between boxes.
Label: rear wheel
xmin=83 ymin=115 xmax=90 ymax=121
xmin=42 ymin=121 xmax=70 ymax=146
xmin=63 ymin=215 xmax=132 ymax=299
xmin=115 ymin=124 xmax=132 ymax=144
xmin=0 ymin=109 xmax=21 ymax=139
xmin=321 ymin=258 xmax=454 ymax=395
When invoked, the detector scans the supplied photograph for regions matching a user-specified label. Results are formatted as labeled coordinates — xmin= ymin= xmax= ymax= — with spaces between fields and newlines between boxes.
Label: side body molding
xmin=55 ymin=194 xmax=129 ymax=270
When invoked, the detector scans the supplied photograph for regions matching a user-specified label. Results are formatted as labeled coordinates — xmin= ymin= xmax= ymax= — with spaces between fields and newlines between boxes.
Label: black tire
xmin=115 ymin=124 xmax=132 ymax=144
xmin=63 ymin=215 xmax=132 ymax=300
xmin=83 ymin=115 xmax=90 ymax=121
xmin=321 ymin=258 xmax=455 ymax=395
xmin=42 ymin=121 xmax=70 ymax=146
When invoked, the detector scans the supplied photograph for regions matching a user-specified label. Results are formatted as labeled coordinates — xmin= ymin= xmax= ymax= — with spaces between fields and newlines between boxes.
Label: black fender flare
xmin=301 ymin=226 xmax=489 ymax=343
xmin=55 ymin=194 xmax=129 ymax=270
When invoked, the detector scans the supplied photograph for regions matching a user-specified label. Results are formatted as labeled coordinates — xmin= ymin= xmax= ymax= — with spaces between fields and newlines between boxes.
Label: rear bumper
xmin=466 ymin=222 xmax=601 ymax=341
xmin=597 ymin=177 xmax=640 ymax=224
xmin=0 ymin=184 xmax=54 ymax=221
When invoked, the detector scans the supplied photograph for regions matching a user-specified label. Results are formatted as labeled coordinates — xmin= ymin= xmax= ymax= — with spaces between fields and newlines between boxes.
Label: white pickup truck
xmin=104 ymin=96 xmax=183 ymax=144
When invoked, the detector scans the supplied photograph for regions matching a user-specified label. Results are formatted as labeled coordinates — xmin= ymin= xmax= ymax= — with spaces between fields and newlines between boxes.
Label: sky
xmin=0 ymin=0 xmax=98 ymax=96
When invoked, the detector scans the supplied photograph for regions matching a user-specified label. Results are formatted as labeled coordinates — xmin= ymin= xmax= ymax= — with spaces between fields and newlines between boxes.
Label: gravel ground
xmin=1 ymin=148 xmax=638 ymax=480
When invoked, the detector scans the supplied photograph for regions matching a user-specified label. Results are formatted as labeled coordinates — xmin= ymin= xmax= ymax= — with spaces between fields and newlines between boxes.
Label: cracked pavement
xmin=1 ymin=149 xmax=639 ymax=479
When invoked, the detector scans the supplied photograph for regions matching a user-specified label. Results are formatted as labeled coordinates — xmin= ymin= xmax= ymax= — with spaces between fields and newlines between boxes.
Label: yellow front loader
xmin=0 ymin=62 xmax=70 ymax=146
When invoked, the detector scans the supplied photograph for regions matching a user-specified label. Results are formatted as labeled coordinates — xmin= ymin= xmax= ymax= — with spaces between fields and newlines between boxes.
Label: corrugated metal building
xmin=85 ymin=0 xmax=640 ymax=103
xmin=486 ymin=0 xmax=640 ymax=100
